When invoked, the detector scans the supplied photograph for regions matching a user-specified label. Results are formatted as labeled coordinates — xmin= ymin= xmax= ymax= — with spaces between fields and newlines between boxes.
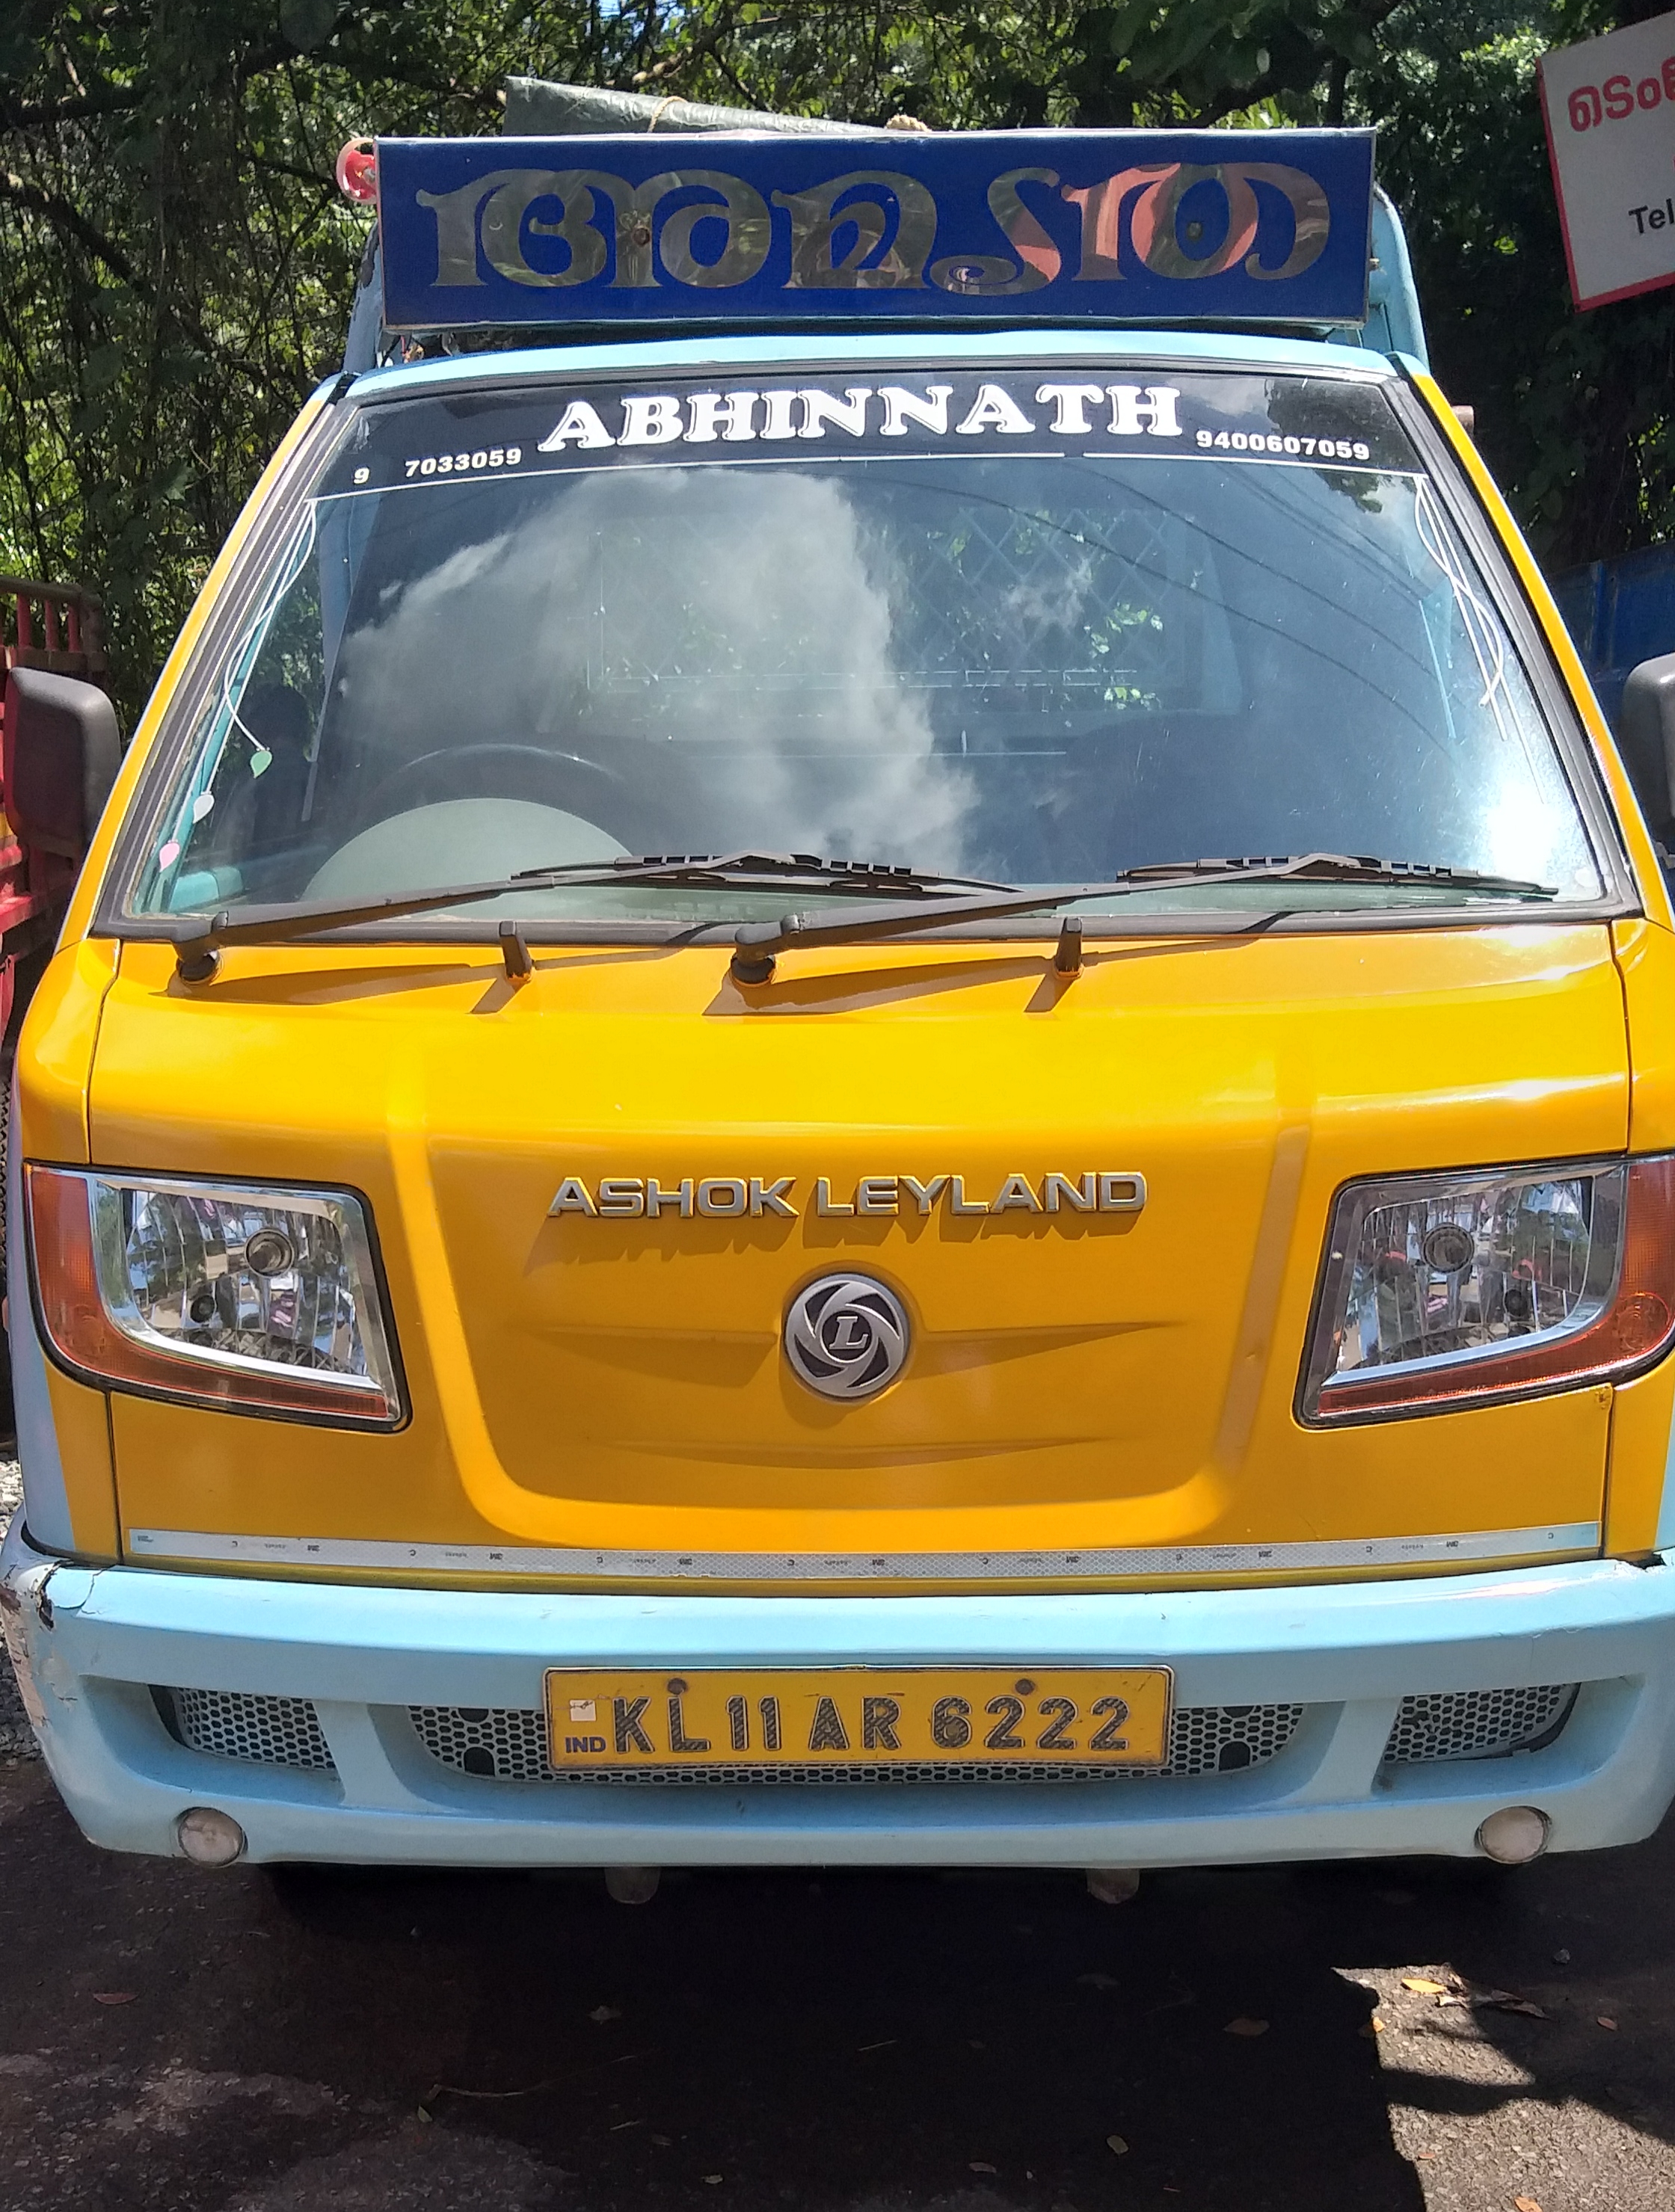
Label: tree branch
xmin=0 ymin=170 xmax=252 ymax=373
xmin=0 ymin=168 xmax=145 ymax=292
xmin=245 ymin=152 xmax=334 ymax=189
xmin=0 ymin=85 xmax=143 ymax=130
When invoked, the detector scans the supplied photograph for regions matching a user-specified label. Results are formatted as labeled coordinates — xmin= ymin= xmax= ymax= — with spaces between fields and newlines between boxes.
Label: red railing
xmin=1 ymin=573 xmax=107 ymax=700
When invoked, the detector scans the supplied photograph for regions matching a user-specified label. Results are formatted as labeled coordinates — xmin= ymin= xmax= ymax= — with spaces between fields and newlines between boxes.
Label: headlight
xmin=25 ymin=1167 xmax=402 ymax=1426
xmin=1300 ymin=1155 xmax=1675 ymax=1423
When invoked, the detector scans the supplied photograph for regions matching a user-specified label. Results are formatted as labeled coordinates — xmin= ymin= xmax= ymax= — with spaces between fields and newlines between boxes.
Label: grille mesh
xmin=159 ymin=1686 xmax=335 ymax=1772
xmin=144 ymin=1680 xmax=1580 ymax=1783
xmin=408 ymin=1701 xmax=1307 ymax=1786
xmin=1382 ymin=1683 xmax=1576 ymax=1766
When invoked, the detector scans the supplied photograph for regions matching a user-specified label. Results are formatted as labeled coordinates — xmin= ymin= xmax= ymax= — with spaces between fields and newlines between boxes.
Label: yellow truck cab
xmin=8 ymin=119 xmax=1675 ymax=1885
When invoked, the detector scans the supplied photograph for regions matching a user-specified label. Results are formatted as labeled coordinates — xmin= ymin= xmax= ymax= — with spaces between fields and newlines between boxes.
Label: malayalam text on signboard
xmin=377 ymin=129 xmax=1374 ymax=331
xmin=1540 ymin=11 xmax=1675 ymax=309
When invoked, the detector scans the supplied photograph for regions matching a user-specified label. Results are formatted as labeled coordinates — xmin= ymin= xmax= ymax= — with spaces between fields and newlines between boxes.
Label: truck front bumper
xmin=7 ymin=1515 xmax=1675 ymax=1868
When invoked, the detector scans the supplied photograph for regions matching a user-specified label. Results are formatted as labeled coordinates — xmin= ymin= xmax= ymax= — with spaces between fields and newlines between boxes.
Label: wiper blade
xmin=166 ymin=851 xmax=1017 ymax=979
xmin=725 ymin=851 xmax=1558 ymax=982
xmin=169 ymin=873 xmax=570 ymax=979
xmin=524 ymin=849 xmax=1020 ymax=896
xmin=1122 ymin=852 xmax=1557 ymax=896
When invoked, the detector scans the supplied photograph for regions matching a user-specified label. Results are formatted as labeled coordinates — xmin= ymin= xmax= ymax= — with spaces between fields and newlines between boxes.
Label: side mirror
xmin=1620 ymin=651 xmax=1675 ymax=841
xmin=1 ymin=667 xmax=120 ymax=862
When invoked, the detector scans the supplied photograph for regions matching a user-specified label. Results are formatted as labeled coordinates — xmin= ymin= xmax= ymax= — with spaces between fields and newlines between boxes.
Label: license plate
xmin=544 ymin=1666 xmax=1172 ymax=1773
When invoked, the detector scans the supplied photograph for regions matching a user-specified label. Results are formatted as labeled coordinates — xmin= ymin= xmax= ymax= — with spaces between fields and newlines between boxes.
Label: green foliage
xmin=1 ymin=1 xmax=1671 ymax=717
xmin=0 ymin=1 xmax=612 ymax=715
xmin=1368 ymin=4 xmax=1675 ymax=566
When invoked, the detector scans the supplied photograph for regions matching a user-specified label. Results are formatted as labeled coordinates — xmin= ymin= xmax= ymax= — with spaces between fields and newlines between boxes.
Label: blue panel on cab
xmin=377 ymin=129 xmax=1374 ymax=332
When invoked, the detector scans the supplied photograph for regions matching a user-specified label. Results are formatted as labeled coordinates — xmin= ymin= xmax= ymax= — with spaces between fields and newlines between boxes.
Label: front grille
xmin=408 ymin=1700 xmax=1307 ymax=1786
xmin=140 ymin=1679 xmax=1581 ymax=1784
xmin=156 ymin=1686 xmax=335 ymax=1772
xmin=1382 ymin=1683 xmax=1577 ymax=1766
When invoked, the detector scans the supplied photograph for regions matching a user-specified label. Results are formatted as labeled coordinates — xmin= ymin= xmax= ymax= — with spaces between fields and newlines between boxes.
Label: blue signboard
xmin=377 ymin=129 xmax=1374 ymax=331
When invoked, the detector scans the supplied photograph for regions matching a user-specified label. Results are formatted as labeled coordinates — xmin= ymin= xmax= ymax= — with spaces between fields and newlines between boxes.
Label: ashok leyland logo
xmin=784 ymin=1275 xmax=909 ymax=1402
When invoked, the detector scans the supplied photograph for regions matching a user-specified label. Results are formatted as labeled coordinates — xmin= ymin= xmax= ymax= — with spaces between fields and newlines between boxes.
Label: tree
xmin=0 ymin=2 xmax=603 ymax=712
xmin=1368 ymin=4 xmax=1675 ymax=567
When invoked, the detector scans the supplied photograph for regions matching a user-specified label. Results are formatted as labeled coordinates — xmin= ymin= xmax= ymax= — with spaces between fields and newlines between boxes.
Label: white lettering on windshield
xmin=538 ymin=401 xmax=615 ymax=451
xmin=529 ymin=381 xmax=1185 ymax=455
xmin=1195 ymin=428 xmax=1371 ymax=460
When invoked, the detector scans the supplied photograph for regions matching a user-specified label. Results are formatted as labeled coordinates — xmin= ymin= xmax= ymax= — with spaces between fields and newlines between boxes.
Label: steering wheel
xmin=355 ymin=743 xmax=627 ymax=837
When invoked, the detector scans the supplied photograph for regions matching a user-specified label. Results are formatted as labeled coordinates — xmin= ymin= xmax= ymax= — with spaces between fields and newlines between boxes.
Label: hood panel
xmin=93 ymin=926 xmax=1625 ymax=1579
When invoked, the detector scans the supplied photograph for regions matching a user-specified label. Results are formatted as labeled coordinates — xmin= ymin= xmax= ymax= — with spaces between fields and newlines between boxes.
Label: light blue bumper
xmin=7 ymin=1512 xmax=1675 ymax=1867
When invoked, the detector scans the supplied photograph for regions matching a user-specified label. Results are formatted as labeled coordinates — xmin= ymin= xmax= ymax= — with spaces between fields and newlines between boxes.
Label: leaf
xmin=1145 ymin=1979 xmax=1196 ymax=2015
xmin=1224 ymin=2016 xmax=1269 ymax=2037
xmin=969 ymin=2161 xmax=998 ymax=2173
xmin=703 ymin=2175 xmax=723 ymax=2186
xmin=91 ymin=1991 xmax=137 ymax=2005
xmin=82 ymin=345 xmax=125 ymax=395
xmin=1513 ymin=2197 xmax=1542 ymax=2211
xmin=589 ymin=2005 xmax=622 ymax=2024
xmin=1445 ymin=1985 xmax=1546 ymax=2018
xmin=425 ymin=2080 xmax=551 ymax=2104
xmin=280 ymin=0 xmax=337 ymax=52
xmin=1106 ymin=2134 xmax=1130 ymax=2155
xmin=1597 ymin=2015 xmax=1618 ymax=2030
xmin=1477 ymin=1991 xmax=1547 ymax=2019
xmin=1401 ymin=1977 xmax=1448 ymax=1994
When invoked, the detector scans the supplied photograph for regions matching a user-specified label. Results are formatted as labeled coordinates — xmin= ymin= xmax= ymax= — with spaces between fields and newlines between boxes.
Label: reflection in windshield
xmin=331 ymin=467 xmax=979 ymax=875
xmin=129 ymin=372 xmax=1602 ymax=925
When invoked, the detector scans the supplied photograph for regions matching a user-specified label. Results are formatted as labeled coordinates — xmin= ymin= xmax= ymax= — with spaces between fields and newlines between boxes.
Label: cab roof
xmin=344 ymin=324 xmax=1403 ymax=409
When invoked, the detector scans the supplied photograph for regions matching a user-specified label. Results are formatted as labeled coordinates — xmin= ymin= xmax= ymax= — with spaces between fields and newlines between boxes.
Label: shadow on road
xmin=0 ymin=1762 xmax=1671 ymax=2210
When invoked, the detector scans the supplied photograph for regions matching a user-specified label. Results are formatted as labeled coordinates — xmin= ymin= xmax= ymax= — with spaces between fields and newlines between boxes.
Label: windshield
xmin=122 ymin=364 xmax=1603 ymax=931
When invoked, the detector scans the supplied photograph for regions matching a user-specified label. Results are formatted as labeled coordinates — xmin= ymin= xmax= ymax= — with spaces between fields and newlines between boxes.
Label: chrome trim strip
xmin=127 ymin=1522 xmax=1602 ymax=1580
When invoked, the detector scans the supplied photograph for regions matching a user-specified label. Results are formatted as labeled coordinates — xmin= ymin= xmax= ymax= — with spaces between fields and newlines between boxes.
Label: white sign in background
xmin=1540 ymin=10 xmax=1675 ymax=309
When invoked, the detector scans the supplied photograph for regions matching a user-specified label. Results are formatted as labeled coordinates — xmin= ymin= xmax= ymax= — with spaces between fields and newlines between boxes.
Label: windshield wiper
xmin=530 ymin=850 xmax=1020 ymax=896
xmin=1116 ymin=853 xmax=1553 ymax=893
xmin=165 ymin=848 xmax=1554 ymax=983
xmin=722 ymin=851 xmax=1558 ymax=982
xmin=166 ymin=851 xmax=1018 ymax=979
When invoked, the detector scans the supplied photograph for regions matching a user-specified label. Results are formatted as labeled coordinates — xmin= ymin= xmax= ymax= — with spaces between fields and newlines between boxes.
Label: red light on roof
xmin=336 ymin=138 xmax=378 ymax=206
